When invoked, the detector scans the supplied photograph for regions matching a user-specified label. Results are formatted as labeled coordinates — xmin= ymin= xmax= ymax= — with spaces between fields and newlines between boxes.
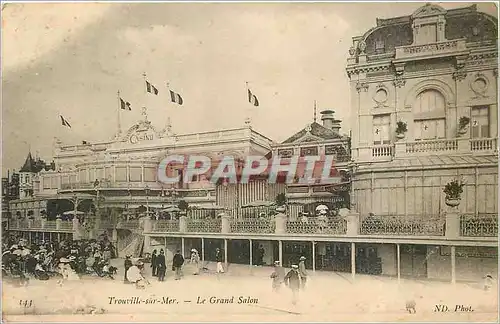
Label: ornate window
xmin=372 ymin=115 xmax=390 ymax=145
xmin=471 ymin=106 xmax=490 ymax=138
xmin=413 ymin=89 xmax=446 ymax=140
xmin=300 ymin=146 xmax=318 ymax=157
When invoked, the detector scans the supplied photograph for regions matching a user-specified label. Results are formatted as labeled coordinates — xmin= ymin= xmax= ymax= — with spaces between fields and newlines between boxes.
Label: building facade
xmin=346 ymin=3 xmax=498 ymax=281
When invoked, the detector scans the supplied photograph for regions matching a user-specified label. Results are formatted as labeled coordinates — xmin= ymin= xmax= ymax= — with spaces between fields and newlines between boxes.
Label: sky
xmin=1 ymin=1 xmax=497 ymax=175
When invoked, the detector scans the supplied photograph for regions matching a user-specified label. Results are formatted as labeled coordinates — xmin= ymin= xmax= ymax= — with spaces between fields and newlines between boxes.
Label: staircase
xmin=118 ymin=232 xmax=144 ymax=258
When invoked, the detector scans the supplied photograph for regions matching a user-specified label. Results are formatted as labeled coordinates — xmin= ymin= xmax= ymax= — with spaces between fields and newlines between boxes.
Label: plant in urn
xmin=443 ymin=179 xmax=464 ymax=207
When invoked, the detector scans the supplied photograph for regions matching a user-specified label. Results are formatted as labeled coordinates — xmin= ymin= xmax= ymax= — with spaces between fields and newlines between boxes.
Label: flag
xmin=120 ymin=98 xmax=132 ymax=110
xmin=146 ymin=80 xmax=159 ymax=95
xmin=169 ymin=90 xmax=183 ymax=105
xmin=60 ymin=115 xmax=71 ymax=128
xmin=248 ymin=89 xmax=259 ymax=106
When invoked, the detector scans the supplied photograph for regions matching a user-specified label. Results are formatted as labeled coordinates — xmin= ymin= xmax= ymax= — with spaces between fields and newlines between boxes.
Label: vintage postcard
xmin=1 ymin=1 xmax=498 ymax=322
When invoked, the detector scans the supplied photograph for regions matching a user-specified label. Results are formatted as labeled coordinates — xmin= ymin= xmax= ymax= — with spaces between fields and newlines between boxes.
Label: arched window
xmin=413 ymin=89 xmax=446 ymax=140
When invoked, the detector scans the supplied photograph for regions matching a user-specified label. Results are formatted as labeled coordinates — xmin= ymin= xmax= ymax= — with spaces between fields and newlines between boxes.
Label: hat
xmin=126 ymin=255 xmax=131 ymax=258
xmin=135 ymin=260 xmax=144 ymax=266
xmin=291 ymin=264 xmax=298 ymax=269
xmin=274 ymin=261 xmax=280 ymax=265
xmin=60 ymin=257 xmax=70 ymax=263
xmin=300 ymin=256 xmax=306 ymax=261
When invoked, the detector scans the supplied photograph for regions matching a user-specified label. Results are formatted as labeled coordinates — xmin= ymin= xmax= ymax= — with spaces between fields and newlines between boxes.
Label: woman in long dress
xmin=190 ymin=249 xmax=200 ymax=275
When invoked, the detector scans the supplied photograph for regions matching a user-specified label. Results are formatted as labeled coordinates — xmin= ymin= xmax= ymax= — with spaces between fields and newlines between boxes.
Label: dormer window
xmin=375 ymin=40 xmax=385 ymax=54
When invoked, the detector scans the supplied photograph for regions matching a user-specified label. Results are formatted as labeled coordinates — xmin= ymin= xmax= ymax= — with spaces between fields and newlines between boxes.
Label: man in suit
xmin=172 ymin=250 xmax=184 ymax=280
xmin=124 ymin=255 xmax=133 ymax=283
xmin=156 ymin=249 xmax=166 ymax=282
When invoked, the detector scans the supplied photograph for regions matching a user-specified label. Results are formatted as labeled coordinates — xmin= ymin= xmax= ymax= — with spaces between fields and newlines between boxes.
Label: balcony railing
xmin=360 ymin=215 xmax=445 ymax=236
xmin=187 ymin=219 xmax=221 ymax=233
xmin=406 ymin=139 xmax=458 ymax=153
xmin=460 ymin=214 xmax=498 ymax=237
xmin=286 ymin=218 xmax=347 ymax=235
xmin=372 ymin=144 xmax=393 ymax=158
xmin=117 ymin=220 xmax=140 ymax=230
xmin=7 ymin=219 xmax=74 ymax=232
xmin=470 ymin=138 xmax=498 ymax=152
xmin=230 ymin=219 xmax=275 ymax=234
xmin=151 ymin=220 xmax=179 ymax=233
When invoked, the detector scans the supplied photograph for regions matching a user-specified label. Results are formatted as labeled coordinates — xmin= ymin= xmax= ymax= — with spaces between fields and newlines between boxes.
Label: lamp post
xmin=145 ymin=185 xmax=150 ymax=218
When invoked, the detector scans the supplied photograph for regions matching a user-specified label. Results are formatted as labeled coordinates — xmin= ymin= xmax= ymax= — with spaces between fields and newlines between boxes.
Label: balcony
xmin=365 ymin=137 xmax=498 ymax=161
xmin=360 ymin=215 xmax=445 ymax=236
xmin=394 ymin=38 xmax=467 ymax=61
xmin=460 ymin=214 xmax=498 ymax=237
xmin=7 ymin=219 xmax=75 ymax=232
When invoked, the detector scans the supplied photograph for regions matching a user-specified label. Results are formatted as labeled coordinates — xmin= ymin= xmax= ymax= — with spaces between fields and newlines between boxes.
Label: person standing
xmin=270 ymin=261 xmax=285 ymax=292
xmin=258 ymin=245 xmax=265 ymax=266
xmin=156 ymin=249 xmax=166 ymax=282
xmin=124 ymin=255 xmax=133 ymax=283
xmin=284 ymin=265 xmax=301 ymax=305
xmin=215 ymin=248 xmax=224 ymax=274
xmin=172 ymin=250 xmax=184 ymax=280
xmin=150 ymin=249 xmax=158 ymax=277
xmin=298 ymin=256 xmax=307 ymax=289
xmin=190 ymin=249 xmax=200 ymax=275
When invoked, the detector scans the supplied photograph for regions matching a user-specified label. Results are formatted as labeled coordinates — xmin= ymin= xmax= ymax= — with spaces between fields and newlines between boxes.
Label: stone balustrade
xmin=7 ymin=218 xmax=78 ymax=232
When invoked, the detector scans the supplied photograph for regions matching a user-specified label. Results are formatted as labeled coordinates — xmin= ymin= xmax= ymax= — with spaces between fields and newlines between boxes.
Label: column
xmin=221 ymin=214 xmax=230 ymax=234
xmin=179 ymin=215 xmax=187 ymax=232
xmin=57 ymin=233 xmax=61 ymax=242
xmin=312 ymin=241 xmax=316 ymax=272
xmin=249 ymin=239 xmax=253 ymax=266
xmin=278 ymin=240 xmax=283 ymax=265
xmin=42 ymin=232 xmax=46 ymax=242
xmin=451 ymin=245 xmax=456 ymax=284
xmin=201 ymin=238 xmax=205 ymax=262
xmin=397 ymin=243 xmax=401 ymax=284
xmin=181 ymin=237 xmax=185 ymax=258
xmin=224 ymin=239 xmax=228 ymax=269
xmin=351 ymin=242 xmax=356 ymax=280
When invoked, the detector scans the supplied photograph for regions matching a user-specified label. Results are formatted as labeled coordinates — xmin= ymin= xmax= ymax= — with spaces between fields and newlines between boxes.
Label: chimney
xmin=320 ymin=110 xmax=342 ymax=135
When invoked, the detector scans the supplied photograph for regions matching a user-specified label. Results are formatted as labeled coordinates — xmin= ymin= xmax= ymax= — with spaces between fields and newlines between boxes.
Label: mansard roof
xmin=361 ymin=4 xmax=497 ymax=56
xmin=282 ymin=122 xmax=342 ymax=144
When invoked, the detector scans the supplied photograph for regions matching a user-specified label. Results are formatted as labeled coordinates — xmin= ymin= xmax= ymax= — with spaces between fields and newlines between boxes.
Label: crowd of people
xmin=2 ymin=233 xmax=118 ymax=286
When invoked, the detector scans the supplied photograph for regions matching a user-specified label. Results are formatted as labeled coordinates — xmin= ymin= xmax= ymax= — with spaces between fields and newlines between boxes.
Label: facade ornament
xmin=358 ymin=40 xmax=366 ymax=54
xmin=452 ymin=69 xmax=467 ymax=81
xmin=393 ymin=75 xmax=406 ymax=88
xmin=355 ymin=82 xmax=369 ymax=93
xmin=494 ymin=68 xmax=498 ymax=78
xmin=348 ymin=46 xmax=356 ymax=56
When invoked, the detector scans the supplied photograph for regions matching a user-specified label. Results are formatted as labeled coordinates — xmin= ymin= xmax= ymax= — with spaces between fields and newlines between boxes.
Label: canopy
xmin=161 ymin=206 xmax=181 ymax=213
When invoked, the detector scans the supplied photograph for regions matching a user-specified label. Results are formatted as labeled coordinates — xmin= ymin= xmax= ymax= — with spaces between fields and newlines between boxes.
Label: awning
xmin=241 ymin=201 xmax=276 ymax=208
xmin=189 ymin=205 xmax=228 ymax=211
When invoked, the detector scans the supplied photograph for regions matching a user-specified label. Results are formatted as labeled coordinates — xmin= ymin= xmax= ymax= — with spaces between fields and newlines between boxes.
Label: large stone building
xmin=7 ymin=3 xmax=497 ymax=283
xmin=346 ymin=3 xmax=497 ymax=280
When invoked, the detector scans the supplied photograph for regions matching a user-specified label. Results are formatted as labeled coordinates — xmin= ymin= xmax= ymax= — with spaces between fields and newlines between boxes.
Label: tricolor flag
xmin=120 ymin=98 xmax=132 ymax=110
xmin=60 ymin=115 xmax=71 ymax=128
xmin=169 ymin=90 xmax=183 ymax=105
xmin=248 ymin=89 xmax=259 ymax=107
xmin=146 ymin=80 xmax=159 ymax=95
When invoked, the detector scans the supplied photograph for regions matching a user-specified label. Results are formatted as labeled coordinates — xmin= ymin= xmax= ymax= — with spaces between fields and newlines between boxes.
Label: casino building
xmin=7 ymin=3 xmax=497 ymax=282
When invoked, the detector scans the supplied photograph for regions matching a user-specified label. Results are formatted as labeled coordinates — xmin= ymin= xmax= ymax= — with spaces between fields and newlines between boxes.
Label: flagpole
xmin=117 ymin=90 xmax=122 ymax=138
xmin=245 ymin=81 xmax=251 ymax=126
xmin=314 ymin=100 xmax=317 ymax=123
xmin=165 ymin=82 xmax=172 ymax=134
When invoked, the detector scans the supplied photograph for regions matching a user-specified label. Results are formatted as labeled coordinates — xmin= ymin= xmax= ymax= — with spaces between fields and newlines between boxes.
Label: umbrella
xmin=315 ymin=205 xmax=329 ymax=212
xmin=161 ymin=207 xmax=181 ymax=213
xmin=241 ymin=201 xmax=276 ymax=208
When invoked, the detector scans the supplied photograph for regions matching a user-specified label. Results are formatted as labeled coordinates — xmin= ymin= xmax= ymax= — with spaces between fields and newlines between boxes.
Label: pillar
xmin=351 ymin=242 xmax=356 ymax=280
xmin=249 ymin=239 xmax=253 ymax=266
xmin=179 ymin=215 xmax=187 ymax=233
xmin=201 ymin=237 xmax=205 ymax=262
xmin=57 ymin=232 xmax=61 ymax=242
xmin=112 ymin=229 xmax=118 ymax=244
xmin=278 ymin=240 xmax=283 ymax=265
xmin=445 ymin=208 xmax=460 ymax=238
xmin=42 ymin=232 xmax=46 ymax=242
xmin=397 ymin=243 xmax=401 ymax=284
xmin=274 ymin=212 xmax=287 ymax=234
xmin=181 ymin=237 xmax=185 ymax=257
xmin=221 ymin=214 xmax=230 ymax=234
xmin=56 ymin=218 xmax=62 ymax=230
xmin=451 ymin=245 xmax=456 ymax=284
xmin=341 ymin=209 xmax=359 ymax=236
xmin=312 ymin=241 xmax=316 ymax=272
xmin=224 ymin=239 xmax=228 ymax=269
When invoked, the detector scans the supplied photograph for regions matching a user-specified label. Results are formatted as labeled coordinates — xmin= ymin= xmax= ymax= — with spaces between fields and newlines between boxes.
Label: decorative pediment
xmin=121 ymin=120 xmax=163 ymax=145
xmin=412 ymin=4 xmax=446 ymax=18
xmin=282 ymin=122 xmax=342 ymax=144
xmin=298 ymin=134 xmax=323 ymax=143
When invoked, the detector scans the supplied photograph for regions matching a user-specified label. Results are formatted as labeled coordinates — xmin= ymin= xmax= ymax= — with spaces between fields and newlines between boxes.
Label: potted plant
xmin=177 ymin=200 xmax=189 ymax=216
xmin=275 ymin=193 xmax=287 ymax=212
xmin=395 ymin=121 xmax=408 ymax=139
xmin=443 ymin=179 xmax=465 ymax=207
xmin=458 ymin=116 xmax=470 ymax=135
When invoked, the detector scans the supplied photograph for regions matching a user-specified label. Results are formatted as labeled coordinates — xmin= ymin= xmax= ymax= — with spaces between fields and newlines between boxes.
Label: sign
xmin=129 ymin=131 xmax=155 ymax=144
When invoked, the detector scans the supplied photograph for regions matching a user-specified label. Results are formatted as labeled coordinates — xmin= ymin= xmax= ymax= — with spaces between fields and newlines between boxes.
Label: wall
xmin=353 ymin=165 xmax=498 ymax=216
xmin=427 ymin=246 xmax=498 ymax=282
